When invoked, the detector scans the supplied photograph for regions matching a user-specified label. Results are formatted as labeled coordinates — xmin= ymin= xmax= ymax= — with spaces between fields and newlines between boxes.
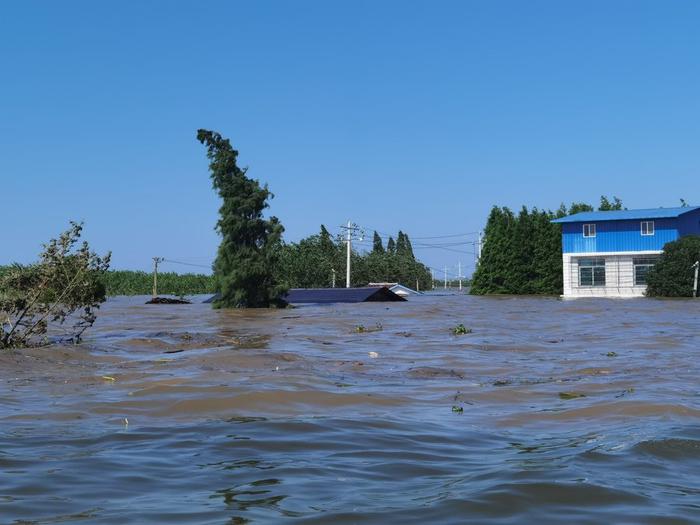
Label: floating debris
xmin=368 ymin=351 xmax=379 ymax=358
xmin=452 ymin=324 xmax=472 ymax=335
xmin=451 ymin=405 xmax=464 ymax=413
xmin=615 ymin=388 xmax=635 ymax=398
xmin=355 ymin=323 xmax=383 ymax=333
xmin=606 ymin=352 xmax=618 ymax=357
xmin=559 ymin=391 xmax=586 ymax=400
xmin=101 ymin=376 xmax=116 ymax=382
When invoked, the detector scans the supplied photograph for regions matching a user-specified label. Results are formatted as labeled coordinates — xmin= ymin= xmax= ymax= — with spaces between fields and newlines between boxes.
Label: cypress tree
xmin=396 ymin=231 xmax=407 ymax=256
xmin=403 ymin=232 xmax=415 ymax=260
xmin=372 ymin=231 xmax=384 ymax=254
xmin=531 ymin=209 xmax=563 ymax=294
xmin=197 ymin=129 xmax=287 ymax=308
xmin=471 ymin=207 xmax=517 ymax=294
xmin=387 ymin=236 xmax=396 ymax=254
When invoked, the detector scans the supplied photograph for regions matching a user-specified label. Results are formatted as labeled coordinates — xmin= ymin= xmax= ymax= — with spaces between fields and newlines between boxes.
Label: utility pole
xmin=431 ymin=269 xmax=435 ymax=290
xmin=693 ymin=261 xmax=699 ymax=298
xmin=346 ymin=221 xmax=352 ymax=288
xmin=477 ymin=231 xmax=483 ymax=263
xmin=458 ymin=261 xmax=462 ymax=292
xmin=331 ymin=268 xmax=336 ymax=288
xmin=340 ymin=221 xmax=362 ymax=288
xmin=152 ymin=257 xmax=164 ymax=298
xmin=444 ymin=266 xmax=448 ymax=290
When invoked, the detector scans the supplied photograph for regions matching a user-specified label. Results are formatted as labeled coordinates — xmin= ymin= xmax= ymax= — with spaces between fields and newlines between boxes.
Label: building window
xmin=634 ymin=256 xmax=659 ymax=285
xmin=641 ymin=221 xmax=655 ymax=236
xmin=579 ymin=258 xmax=606 ymax=287
xmin=583 ymin=224 xmax=596 ymax=238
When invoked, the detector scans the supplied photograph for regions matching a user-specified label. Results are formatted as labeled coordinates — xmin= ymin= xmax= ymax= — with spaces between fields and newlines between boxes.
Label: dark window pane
xmin=580 ymin=267 xmax=593 ymax=286
xmin=593 ymin=266 xmax=606 ymax=286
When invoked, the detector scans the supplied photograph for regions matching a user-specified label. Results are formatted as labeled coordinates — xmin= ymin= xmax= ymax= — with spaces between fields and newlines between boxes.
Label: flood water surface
xmin=2 ymin=295 xmax=700 ymax=524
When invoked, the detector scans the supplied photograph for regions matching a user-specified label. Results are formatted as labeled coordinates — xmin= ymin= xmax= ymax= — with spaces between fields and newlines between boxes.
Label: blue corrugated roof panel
xmin=552 ymin=207 xmax=700 ymax=223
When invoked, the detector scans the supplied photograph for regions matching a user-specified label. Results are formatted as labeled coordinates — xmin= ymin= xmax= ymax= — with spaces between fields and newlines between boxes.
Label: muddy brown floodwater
xmin=2 ymin=294 xmax=700 ymax=524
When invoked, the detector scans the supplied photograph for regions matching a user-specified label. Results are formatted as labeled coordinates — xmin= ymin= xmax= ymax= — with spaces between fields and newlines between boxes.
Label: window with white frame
xmin=641 ymin=221 xmax=655 ymax=236
xmin=633 ymin=256 xmax=659 ymax=285
xmin=583 ymin=223 xmax=596 ymax=238
xmin=579 ymin=258 xmax=606 ymax=287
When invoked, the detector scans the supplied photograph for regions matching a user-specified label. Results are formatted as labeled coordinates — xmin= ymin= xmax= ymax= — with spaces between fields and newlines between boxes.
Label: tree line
xmin=275 ymin=227 xmax=432 ymax=290
xmin=470 ymin=196 xmax=623 ymax=295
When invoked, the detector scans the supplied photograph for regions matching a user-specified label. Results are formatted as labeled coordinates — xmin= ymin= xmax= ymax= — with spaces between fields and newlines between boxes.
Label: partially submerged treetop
xmin=0 ymin=222 xmax=111 ymax=348
xmin=197 ymin=129 xmax=287 ymax=308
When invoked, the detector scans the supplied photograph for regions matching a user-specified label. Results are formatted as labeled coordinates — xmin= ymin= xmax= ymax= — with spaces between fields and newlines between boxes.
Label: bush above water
xmin=646 ymin=236 xmax=700 ymax=297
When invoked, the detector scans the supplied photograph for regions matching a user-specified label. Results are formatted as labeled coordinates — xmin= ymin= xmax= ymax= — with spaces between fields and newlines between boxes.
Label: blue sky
xmin=2 ymin=1 xmax=699 ymax=277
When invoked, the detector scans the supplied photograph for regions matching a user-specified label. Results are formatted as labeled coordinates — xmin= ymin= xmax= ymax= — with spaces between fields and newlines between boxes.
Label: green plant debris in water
xmin=606 ymin=352 xmax=618 ymax=357
xmin=452 ymin=324 xmax=472 ymax=335
xmin=451 ymin=405 xmax=464 ymax=413
xmin=559 ymin=392 xmax=586 ymax=400
xmin=615 ymin=388 xmax=635 ymax=398
xmin=355 ymin=323 xmax=382 ymax=333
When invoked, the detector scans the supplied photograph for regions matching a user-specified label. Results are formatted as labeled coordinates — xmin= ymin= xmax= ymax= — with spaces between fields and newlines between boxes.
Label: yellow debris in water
xmin=101 ymin=376 xmax=116 ymax=382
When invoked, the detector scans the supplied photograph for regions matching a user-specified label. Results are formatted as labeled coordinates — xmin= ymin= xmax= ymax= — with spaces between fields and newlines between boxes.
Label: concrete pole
xmin=693 ymin=261 xmax=699 ymax=298
xmin=331 ymin=268 xmax=336 ymax=288
xmin=444 ymin=266 xmax=448 ymax=290
xmin=458 ymin=261 xmax=462 ymax=292
xmin=346 ymin=220 xmax=352 ymax=288
xmin=152 ymin=257 xmax=163 ymax=298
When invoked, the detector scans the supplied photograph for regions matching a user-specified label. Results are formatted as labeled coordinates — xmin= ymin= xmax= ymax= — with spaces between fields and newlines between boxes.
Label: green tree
xmin=197 ymin=129 xmax=287 ymax=308
xmin=386 ymin=236 xmax=396 ymax=254
xmin=599 ymin=195 xmax=624 ymax=211
xmin=471 ymin=207 xmax=518 ymax=294
xmin=531 ymin=209 xmax=563 ymax=294
xmin=567 ymin=202 xmax=594 ymax=215
xmin=646 ymin=236 xmax=700 ymax=297
xmin=372 ymin=231 xmax=384 ymax=254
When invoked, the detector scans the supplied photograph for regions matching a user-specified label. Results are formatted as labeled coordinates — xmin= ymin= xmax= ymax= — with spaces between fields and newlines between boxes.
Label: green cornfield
xmin=101 ymin=270 xmax=216 ymax=296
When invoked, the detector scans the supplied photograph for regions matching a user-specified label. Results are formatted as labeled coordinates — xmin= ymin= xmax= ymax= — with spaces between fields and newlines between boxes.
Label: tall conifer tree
xmin=197 ymin=129 xmax=287 ymax=308
xmin=372 ymin=231 xmax=384 ymax=254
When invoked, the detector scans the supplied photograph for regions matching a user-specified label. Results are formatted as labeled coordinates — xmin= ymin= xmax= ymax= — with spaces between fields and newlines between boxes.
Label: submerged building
xmin=552 ymin=207 xmax=700 ymax=298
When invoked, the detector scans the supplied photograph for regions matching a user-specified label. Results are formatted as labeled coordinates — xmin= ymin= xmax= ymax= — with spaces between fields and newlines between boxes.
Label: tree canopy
xmin=276 ymin=227 xmax=432 ymax=290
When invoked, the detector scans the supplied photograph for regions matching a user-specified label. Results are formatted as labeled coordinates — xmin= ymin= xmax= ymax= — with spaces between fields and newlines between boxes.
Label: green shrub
xmin=1 ymin=222 xmax=110 ymax=348
xmin=646 ymin=236 xmax=700 ymax=297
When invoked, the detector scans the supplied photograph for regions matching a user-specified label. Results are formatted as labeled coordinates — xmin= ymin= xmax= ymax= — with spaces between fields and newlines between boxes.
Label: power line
xmin=363 ymin=226 xmax=480 ymax=240
xmin=162 ymin=258 xmax=212 ymax=269
xmin=407 ymin=232 xmax=480 ymax=240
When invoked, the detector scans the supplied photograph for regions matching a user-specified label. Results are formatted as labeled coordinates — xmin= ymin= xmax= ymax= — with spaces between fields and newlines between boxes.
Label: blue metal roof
xmin=285 ymin=287 xmax=406 ymax=304
xmin=204 ymin=287 xmax=407 ymax=304
xmin=551 ymin=206 xmax=700 ymax=223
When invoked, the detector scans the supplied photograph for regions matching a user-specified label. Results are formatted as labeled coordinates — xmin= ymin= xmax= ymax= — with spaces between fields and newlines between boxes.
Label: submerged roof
xmin=202 ymin=287 xmax=406 ymax=305
xmin=285 ymin=287 xmax=406 ymax=304
xmin=551 ymin=206 xmax=700 ymax=223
